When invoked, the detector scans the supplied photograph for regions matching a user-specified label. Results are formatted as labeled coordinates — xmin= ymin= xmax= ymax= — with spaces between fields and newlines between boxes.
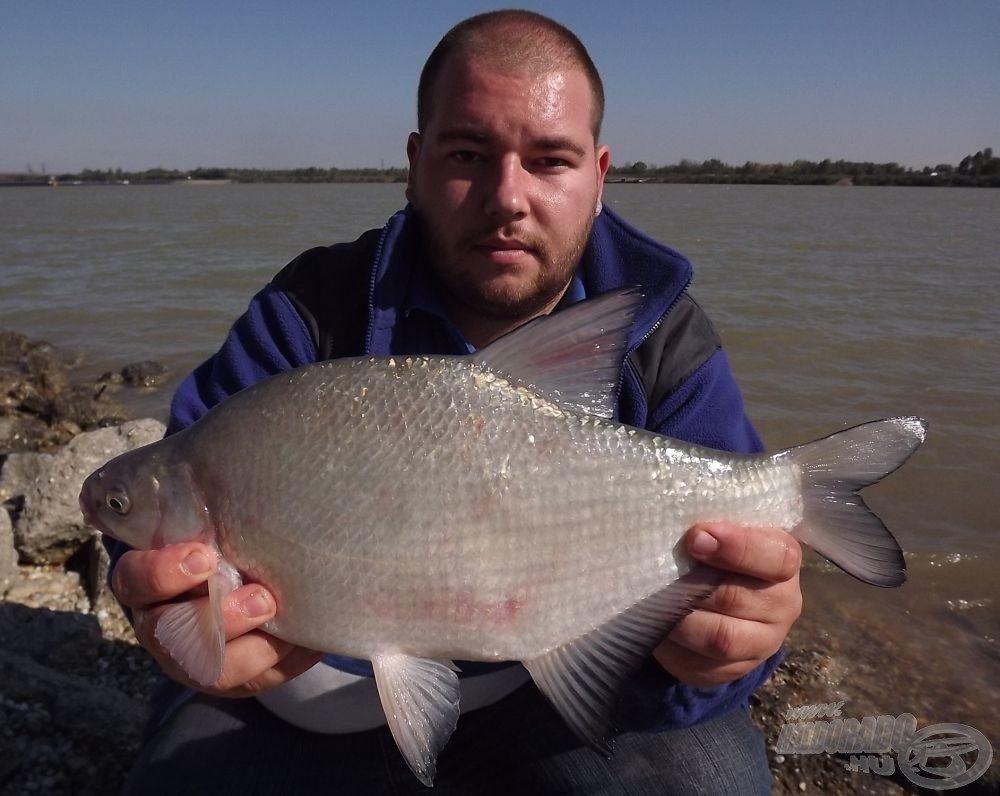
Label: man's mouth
xmin=474 ymin=237 xmax=537 ymax=263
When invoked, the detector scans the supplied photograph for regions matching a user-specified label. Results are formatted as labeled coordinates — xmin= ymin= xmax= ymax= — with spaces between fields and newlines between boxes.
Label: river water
xmin=2 ymin=182 xmax=998 ymax=738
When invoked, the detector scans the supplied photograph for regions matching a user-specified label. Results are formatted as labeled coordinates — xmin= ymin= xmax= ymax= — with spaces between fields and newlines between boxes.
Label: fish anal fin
xmin=371 ymin=653 xmax=461 ymax=787
xmin=523 ymin=566 xmax=721 ymax=751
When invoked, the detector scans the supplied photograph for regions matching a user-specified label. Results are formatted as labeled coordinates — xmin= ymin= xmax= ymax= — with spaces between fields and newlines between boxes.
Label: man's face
xmin=406 ymin=56 xmax=610 ymax=329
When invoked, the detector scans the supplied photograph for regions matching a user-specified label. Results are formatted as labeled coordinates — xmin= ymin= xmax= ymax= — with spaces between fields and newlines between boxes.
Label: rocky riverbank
xmin=1 ymin=331 xmax=167 ymax=794
xmin=0 ymin=332 xmax=993 ymax=794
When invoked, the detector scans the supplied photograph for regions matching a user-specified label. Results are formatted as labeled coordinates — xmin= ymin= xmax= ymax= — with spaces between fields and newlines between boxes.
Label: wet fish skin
xmin=78 ymin=289 xmax=927 ymax=785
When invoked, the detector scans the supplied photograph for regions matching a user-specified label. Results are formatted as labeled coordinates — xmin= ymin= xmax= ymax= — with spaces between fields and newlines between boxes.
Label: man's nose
xmin=484 ymin=156 xmax=528 ymax=220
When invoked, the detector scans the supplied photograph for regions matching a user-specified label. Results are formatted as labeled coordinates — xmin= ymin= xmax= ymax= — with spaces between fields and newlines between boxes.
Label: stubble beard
xmin=425 ymin=218 xmax=595 ymax=323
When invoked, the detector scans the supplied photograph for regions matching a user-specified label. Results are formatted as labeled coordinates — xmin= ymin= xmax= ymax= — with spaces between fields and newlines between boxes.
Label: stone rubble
xmin=2 ymin=420 xmax=165 ymax=566
xmin=1 ymin=331 xmax=166 ymax=795
xmin=5 ymin=331 xmax=988 ymax=795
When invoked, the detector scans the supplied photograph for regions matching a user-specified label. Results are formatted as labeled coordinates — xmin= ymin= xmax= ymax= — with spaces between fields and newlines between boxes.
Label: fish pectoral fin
xmin=522 ymin=565 xmax=722 ymax=752
xmin=371 ymin=653 xmax=461 ymax=787
xmin=153 ymin=566 xmax=240 ymax=687
xmin=475 ymin=288 xmax=643 ymax=418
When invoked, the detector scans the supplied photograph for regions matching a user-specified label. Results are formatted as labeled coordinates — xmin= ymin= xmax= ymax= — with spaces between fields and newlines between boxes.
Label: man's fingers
xmin=686 ymin=522 xmax=802 ymax=583
xmin=220 ymin=585 xmax=278 ymax=639
xmin=654 ymin=637 xmax=760 ymax=688
xmin=135 ymin=583 xmax=277 ymax=657
xmin=111 ymin=543 xmax=217 ymax=608
xmin=213 ymin=632 xmax=295 ymax=691
xmin=654 ymin=523 xmax=806 ymax=687
xmin=235 ymin=650 xmax=325 ymax=696
xmin=668 ymin=609 xmax=775 ymax=664
xmin=212 ymin=633 xmax=321 ymax=694
xmin=268 ymin=646 xmax=325 ymax=685
xmin=693 ymin=574 xmax=802 ymax=624
xmin=136 ymin=598 xmax=315 ymax=695
xmin=112 ymin=543 xmax=319 ymax=699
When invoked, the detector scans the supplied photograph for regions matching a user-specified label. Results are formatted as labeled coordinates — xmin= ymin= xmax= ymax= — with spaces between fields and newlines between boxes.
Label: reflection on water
xmin=2 ymin=182 xmax=998 ymax=730
xmin=795 ymin=560 xmax=999 ymax=742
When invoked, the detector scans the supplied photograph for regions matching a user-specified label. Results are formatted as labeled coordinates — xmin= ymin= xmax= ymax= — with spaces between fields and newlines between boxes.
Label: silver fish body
xmin=79 ymin=290 xmax=926 ymax=785
xmin=185 ymin=355 xmax=797 ymax=662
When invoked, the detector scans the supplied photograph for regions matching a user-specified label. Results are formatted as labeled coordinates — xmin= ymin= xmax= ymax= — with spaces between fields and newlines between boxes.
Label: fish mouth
xmin=78 ymin=472 xmax=110 ymax=536
xmin=79 ymin=491 xmax=102 ymax=534
xmin=79 ymin=482 xmax=99 ymax=530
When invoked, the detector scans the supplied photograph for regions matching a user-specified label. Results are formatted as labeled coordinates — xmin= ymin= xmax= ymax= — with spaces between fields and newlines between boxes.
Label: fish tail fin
xmin=785 ymin=416 xmax=927 ymax=587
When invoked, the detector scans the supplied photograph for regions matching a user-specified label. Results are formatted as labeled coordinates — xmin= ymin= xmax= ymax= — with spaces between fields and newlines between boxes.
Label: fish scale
xmin=79 ymin=288 xmax=927 ymax=787
xmin=154 ymin=355 xmax=799 ymax=653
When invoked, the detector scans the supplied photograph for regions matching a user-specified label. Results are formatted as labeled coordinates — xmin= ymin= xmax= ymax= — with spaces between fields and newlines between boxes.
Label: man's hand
xmin=112 ymin=542 xmax=323 ymax=697
xmin=653 ymin=522 xmax=803 ymax=687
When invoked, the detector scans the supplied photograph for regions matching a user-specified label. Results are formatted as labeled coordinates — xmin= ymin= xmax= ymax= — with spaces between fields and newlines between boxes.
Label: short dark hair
xmin=417 ymin=10 xmax=605 ymax=140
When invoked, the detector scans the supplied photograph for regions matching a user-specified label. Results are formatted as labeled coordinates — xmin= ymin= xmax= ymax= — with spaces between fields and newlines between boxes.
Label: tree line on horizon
xmin=611 ymin=148 xmax=998 ymax=186
xmin=5 ymin=148 xmax=997 ymax=187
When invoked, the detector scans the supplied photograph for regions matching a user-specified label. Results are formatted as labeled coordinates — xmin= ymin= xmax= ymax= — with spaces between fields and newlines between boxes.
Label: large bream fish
xmin=80 ymin=289 xmax=926 ymax=785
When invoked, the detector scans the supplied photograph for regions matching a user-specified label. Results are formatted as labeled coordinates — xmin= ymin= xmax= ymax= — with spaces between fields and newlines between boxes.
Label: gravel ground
xmin=2 ymin=332 xmax=993 ymax=794
xmin=8 ymin=558 xmax=995 ymax=795
xmin=0 ymin=563 xmax=159 ymax=796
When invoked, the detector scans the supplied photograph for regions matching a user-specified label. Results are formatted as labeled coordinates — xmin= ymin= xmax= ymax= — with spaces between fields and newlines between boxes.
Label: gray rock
xmin=50 ymin=383 xmax=130 ymax=430
xmin=0 ymin=644 xmax=146 ymax=734
xmin=0 ymin=330 xmax=33 ymax=365
xmin=0 ymin=595 xmax=99 ymax=661
xmin=0 ymin=507 xmax=16 ymax=594
xmin=0 ymin=419 xmax=165 ymax=564
xmin=99 ymin=360 xmax=170 ymax=389
xmin=120 ymin=360 xmax=170 ymax=388
xmin=1 ymin=329 xmax=135 ymax=454
xmin=0 ymin=601 xmax=154 ymax=795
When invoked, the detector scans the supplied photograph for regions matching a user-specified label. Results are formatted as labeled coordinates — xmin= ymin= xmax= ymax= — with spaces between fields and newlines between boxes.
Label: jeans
xmin=123 ymin=683 xmax=772 ymax=795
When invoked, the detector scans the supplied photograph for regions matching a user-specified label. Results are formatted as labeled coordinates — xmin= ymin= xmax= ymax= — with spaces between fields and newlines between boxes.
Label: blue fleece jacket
xmin=136 ymin=204 xmax=779 ymax=731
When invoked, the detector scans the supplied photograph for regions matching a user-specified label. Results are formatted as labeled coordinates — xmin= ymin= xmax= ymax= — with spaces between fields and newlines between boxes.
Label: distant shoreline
xmin=3 ymin=149 xmax=997 ymax=188
xmin=3 ymin=175 xmax=998 ymax=188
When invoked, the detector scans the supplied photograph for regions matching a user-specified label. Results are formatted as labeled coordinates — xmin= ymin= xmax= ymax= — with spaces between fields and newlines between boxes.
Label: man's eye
xmin=535 ymin=157 xmax=570 ymax=170
xmin=450 ymin=150 xmax=484 ymax=164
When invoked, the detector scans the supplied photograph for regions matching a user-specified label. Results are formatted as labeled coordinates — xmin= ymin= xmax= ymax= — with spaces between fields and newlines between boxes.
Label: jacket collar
xmin=582 ymin=205 xmax=693 ymax=352
xmin=366 ymin=203 xmax=693 ymax=356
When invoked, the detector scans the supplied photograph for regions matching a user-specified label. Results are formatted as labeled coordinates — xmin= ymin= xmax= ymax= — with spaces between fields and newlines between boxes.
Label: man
xmin=112 ymin=10 xmax=801 ymax=794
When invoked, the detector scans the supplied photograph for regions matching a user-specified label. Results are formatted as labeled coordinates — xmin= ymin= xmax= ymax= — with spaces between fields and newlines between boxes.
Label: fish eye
xmin=105 ymin=490 xmax=131 ymax=515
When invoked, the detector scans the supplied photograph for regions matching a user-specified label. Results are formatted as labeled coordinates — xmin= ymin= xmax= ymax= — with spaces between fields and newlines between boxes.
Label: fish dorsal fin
xmin=476 ymin=288 xmax=643 ymax=419
xmin=371 ymin=653 xmax=461 ymax=787
xmin=154 ymin=558 xmax=243 ymax=687
xmin=522 ymin=566 xmax=721 ymax=750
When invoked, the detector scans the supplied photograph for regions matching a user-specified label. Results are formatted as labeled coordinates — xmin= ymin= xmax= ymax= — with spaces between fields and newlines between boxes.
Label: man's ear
xmin=405 ymin=132 xmax=422 ymax=206
xmin=595 ymin=144 xmax=611 ymax=202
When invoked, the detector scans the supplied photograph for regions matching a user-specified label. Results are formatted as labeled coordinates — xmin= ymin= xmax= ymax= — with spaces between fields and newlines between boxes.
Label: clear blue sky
xmin=4 ymin=0 xmax=998 ymax=173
